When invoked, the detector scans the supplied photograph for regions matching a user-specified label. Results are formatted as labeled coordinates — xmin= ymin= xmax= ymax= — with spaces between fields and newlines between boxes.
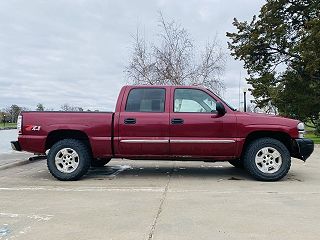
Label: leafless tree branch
xmin=125 ymin=12 xmax=225 ymax=94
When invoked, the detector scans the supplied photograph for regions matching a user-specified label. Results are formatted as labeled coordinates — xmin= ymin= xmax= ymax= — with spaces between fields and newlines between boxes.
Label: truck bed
xmin=18 ymin=111 xmax=114 ymax=157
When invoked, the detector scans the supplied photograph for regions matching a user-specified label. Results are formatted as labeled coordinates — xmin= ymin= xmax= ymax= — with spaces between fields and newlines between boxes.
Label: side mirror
xmin=216 ymin=102 xmax=226 ymax=115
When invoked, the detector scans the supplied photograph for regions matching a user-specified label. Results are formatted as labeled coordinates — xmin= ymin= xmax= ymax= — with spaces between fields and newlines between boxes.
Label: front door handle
xmin=171 ymin=118 xmax=184 ymax=124
xmin=124 ymin=118 xmax=136 ymax=124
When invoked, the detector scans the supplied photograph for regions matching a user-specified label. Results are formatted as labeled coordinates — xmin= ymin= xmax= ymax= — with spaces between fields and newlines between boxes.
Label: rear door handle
xmin=124 ymin=118 xmax=136 ymax=124
xmin=171 ymin=118 xmax=184 ymax=124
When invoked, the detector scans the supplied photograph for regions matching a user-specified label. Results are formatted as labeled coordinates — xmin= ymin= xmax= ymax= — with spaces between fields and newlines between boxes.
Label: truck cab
xmin=114 ymin=86 xmax=237 ymax=159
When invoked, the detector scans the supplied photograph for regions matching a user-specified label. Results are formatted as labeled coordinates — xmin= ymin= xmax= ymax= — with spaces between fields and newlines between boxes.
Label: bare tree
xmin=60 ymin=104 xmax=83 ymax=112
xmin=246 ymin=103 xmax=257 ymax=113
xmin=4 ymin=105 xmax=29 ymax=122
xmin=246 ymin=101 xmax=278 ymax=114
xmin=4 ymin=105 xmax=20 ymax=123
xmin=126 ymin=12 xmax=225 ymax=94
xmin=36 ymin=103 xmax=45 ymax=111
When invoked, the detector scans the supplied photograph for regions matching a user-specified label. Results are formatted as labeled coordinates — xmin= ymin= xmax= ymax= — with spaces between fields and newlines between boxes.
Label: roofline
xmin=125 ymin=85 xmax=207 ymax=89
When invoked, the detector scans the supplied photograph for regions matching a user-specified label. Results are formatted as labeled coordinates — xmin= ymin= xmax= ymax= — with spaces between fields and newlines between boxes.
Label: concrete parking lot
xmin=0 ymin=148 xmax=319 ymax=240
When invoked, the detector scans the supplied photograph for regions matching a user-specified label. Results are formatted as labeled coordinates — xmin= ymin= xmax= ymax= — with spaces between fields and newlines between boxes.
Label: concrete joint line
xmin=147 ymin=165 xmax=174 ymax=240
xmin=0 ymin=156 xmax=45 ymax=171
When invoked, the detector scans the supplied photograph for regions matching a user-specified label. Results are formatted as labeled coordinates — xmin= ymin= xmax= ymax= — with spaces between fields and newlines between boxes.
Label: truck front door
xmin=169 ymin=88 xmax=236 ymax=158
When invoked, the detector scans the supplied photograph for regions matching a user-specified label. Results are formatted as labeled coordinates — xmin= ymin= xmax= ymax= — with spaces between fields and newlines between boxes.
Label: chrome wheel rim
xmin=255 ymin=147 xmax=282 ymax=174
xmin=55 ymin=148 xmax=80 ymax=173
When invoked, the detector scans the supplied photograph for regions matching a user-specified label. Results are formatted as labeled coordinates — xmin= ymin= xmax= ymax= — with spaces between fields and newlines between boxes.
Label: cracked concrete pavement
xmin=0 ymin=148 xmax=320 ymax=240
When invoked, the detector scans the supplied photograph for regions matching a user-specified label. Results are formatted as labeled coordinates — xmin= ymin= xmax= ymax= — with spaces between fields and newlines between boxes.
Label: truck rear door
xmin=117 ymin=87 xmax=170 ymax=157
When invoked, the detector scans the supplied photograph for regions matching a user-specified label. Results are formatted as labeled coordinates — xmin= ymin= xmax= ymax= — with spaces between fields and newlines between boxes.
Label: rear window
xmin=125 ymin=88 xmax=166 ymax=112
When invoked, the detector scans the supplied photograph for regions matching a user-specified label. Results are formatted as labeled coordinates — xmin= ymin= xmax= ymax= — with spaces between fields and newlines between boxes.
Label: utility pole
xmin=243 ymin=88 xmax=248 ymax=112
xmin=238 ymin=71 xmax=241 ymax=110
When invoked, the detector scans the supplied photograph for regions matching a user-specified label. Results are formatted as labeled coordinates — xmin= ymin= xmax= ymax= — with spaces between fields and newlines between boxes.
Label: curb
xmin=0 ymin=155 xmax=46 ymax=170
xmin=0 ymin=127 xmax=17 ymax=131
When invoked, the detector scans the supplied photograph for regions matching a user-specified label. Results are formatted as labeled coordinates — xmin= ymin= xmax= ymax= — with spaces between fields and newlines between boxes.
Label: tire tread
xmin=243 ymin=137 xmax=291 ymax=181
xmin=47 ymin=139 xmax=91 ymax=181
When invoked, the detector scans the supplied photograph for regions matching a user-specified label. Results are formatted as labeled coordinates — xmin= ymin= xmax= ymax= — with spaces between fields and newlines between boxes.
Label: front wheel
xmin=243 ymin=138 xmax=291 ymax=181
xmin=47 ymin=139 xmax=92 ymax=181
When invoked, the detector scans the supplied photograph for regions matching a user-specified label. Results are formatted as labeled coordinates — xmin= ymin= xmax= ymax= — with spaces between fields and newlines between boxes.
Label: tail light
xmin=17 ymin=115 xmax=22 ymax=134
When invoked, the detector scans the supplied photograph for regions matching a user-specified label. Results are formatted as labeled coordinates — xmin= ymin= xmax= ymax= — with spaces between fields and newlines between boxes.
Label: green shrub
xmin=315 ymin=119 xmax=320 ymax=137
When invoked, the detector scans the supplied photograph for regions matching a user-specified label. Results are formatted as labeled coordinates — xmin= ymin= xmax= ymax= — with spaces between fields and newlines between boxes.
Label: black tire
xmin=91 ymin=158 xmax=111 ymax=167
xmin=47 ymin=139 xmax=92 ymax=181
xmin=243 ymin=137 xmax=291 ymax=181
xmin=228 ymin=159 xmax=244 ymax=169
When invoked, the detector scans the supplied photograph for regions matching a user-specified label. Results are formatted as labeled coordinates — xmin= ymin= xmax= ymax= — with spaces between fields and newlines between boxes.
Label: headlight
xmin=297 ymin=122 xmax=304 ymax=138
xmin=297 ymin=122 xmax=304 ymax=131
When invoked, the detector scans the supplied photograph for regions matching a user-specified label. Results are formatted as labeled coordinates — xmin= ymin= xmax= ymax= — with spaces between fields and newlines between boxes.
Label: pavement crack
xmin=147 ymin=163 xmax=175 ymax=240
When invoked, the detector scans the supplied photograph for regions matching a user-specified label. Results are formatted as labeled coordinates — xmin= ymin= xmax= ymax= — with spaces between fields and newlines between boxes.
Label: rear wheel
xmin=47 ymin=139 xmax=91 ymax=181
xmin=91 ymin=158 xmax=111 ymax=167
xmin=243 ymin=138 xmax=291 ymax=181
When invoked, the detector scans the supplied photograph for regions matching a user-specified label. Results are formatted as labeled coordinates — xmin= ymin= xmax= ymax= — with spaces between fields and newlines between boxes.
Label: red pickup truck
xmin=11 ymin=85 xmax=314 ymax=181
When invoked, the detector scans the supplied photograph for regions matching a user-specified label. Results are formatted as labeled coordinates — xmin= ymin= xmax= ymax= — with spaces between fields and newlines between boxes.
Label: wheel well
xmin=45 ymin=130 xmax=92 ymax=153
xmin=242 ymin=131 xmax=293 ymax=157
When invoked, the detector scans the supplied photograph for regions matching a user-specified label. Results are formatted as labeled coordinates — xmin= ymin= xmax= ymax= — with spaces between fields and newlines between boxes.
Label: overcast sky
xmin=0 ymin=0 xmax=265 ymax=111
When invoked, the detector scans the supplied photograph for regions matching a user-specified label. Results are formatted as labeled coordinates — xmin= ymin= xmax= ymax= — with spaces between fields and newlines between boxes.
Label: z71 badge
xmin=25 ymin=125 xmax=41 ymax=131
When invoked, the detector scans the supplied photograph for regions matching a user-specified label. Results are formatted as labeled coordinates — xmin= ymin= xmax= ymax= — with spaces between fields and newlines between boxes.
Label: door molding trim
xmin=120 ymin=139 xmax=169 ymax=143
xmin=120 ymin=139 xmax=235 ymax=144
xmin=170 ymin=139 xmax=235 ymax=143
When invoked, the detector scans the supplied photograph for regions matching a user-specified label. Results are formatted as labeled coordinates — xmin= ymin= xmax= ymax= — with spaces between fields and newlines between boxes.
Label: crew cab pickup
xmin=11 ymin=85 xmax=314 ymax=181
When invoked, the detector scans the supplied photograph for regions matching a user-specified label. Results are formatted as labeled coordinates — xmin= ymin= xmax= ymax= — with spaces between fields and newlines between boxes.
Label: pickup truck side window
xmin=125 ymin=88 xmax=166 ymax=112
xmin=174 ymin=89 xmax=216 ymax=113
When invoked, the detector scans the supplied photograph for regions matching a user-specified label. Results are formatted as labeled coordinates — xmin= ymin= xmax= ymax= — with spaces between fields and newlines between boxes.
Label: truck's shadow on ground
xmin=86 ymin=164 xmax=253 ymax=181
xmin=32 ymin=159 xmax=301 ymax=182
